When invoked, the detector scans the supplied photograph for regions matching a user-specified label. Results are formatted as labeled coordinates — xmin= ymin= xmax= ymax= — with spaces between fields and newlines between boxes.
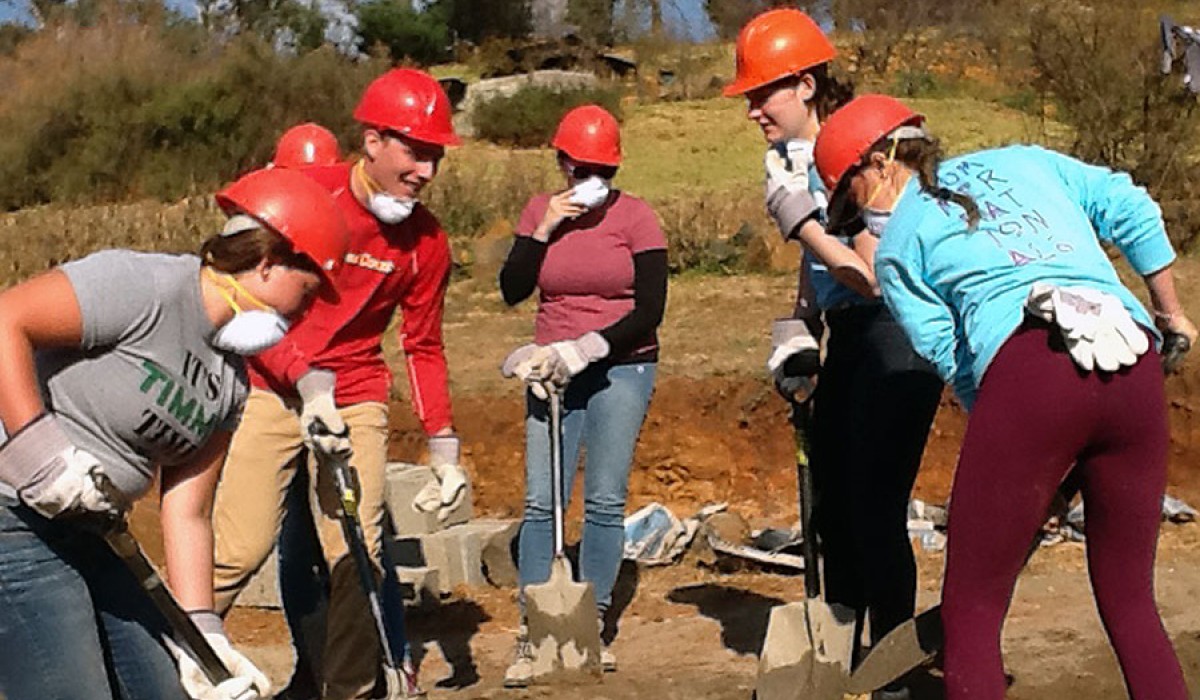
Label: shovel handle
xmin=549 ymin=390 xmax=565 ymax=558
xmin=792 ymin=399 xmax=820 ymax=600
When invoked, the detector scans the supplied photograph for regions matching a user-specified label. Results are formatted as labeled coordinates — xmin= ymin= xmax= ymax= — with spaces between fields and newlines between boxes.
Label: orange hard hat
xmin=353 ymin=68 xmax=461 ymax=147
xmin=215 ymin=168 xmax=350 ymax=292
xmin=272 ymin=123 xmax=341 ymax=169
xmin=814 ymin=94 xmax=925 ymax=228
xmin=723 ymin=8 xmax=836 ymax=97
xmin=551 ymin=105 xmax=622 ymax=167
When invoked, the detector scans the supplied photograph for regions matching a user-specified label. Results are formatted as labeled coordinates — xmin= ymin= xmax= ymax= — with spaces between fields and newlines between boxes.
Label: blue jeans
xmin=0 ymin=494 xmax=186 ymax=700
xmin=518 ymin=362 xmax=656 ymax=612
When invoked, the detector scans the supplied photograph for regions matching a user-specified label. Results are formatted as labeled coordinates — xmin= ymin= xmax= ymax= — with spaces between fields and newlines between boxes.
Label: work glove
xmin=0 ymin=413 xmax=121 ymax=520
xmin=296 ymin=369 xmax=352 ymax=459
xmin=171 ymin=611 xmax=271 ymax=700
xmin=1025 ymin=283 xmax=1149 ymax=372
xmin=501 ymin=343 xmax=557 ymax=400
xmin=412 ymin=435 xmax=468 ymax=522
xmin=767 ymin=319 xmax=820 ymax=403
xmin=545 ymin=332 xmax=611 ymax=389
xmin=764 ymin=140 xmax=821 ymax=242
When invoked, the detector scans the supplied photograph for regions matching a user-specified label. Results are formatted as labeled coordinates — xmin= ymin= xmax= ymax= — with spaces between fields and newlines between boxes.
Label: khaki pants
xmin=212 ymin=389 xmax=389 ymax=700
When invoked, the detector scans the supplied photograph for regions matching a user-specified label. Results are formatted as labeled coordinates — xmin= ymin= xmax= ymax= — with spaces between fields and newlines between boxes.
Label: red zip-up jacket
xmin=248 ymin=162 xmax=453 ymax=435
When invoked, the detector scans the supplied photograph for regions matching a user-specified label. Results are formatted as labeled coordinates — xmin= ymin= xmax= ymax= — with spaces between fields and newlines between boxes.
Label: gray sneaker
xmin=600 ymin=646 xmax=617 ymax=673
xmin=503 ymin=627 xmax=534 ymax=689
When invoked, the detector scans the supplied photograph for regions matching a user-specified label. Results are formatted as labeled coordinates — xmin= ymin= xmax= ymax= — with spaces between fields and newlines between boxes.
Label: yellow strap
xmin=204 ymin=267 xmax=270 ymax=313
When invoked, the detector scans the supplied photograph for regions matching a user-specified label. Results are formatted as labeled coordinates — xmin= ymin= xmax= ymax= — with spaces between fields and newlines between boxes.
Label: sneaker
xmin=600 ymin=646 xmax=617 ymax=673
xmin=503 ymin=627 xmax=534 ymax=688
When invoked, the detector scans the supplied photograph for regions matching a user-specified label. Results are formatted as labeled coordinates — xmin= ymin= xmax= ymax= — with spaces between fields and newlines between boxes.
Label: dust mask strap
xmin=206 ymin=268 xmax=289 ymax=355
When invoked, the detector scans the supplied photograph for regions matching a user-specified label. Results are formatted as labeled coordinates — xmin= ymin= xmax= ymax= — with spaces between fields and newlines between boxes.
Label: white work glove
xmin=768 ymin=319 xmax=821 ymax=402
xmin=1025 ymin=283 xmax=1149 ymax=372
xmin=501 ymin=343 xmax=557 ymax=400
xmin=546 ymin=332 xmax=611 ymax=389
xmin=296 ymin=369 xmax=352 ymax=459
xmin=764 ymin=140 xmax=821 ymax=241
xmin=171 ymin=612 xmax=271 ymax=700
xmin=412 ymin=435 xmax=468 ymax=522
xmin=0 ymin=413 xmax=120 ymax=519
xmin=765 ymin=139 xmax=814 ymax=196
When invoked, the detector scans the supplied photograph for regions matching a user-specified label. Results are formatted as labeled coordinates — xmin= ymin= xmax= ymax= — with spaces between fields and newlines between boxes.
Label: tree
xmin=432 ymin=0 xmax=530 ymax=44
xmin=567 ymin=0 xmax=613 ymax=44
xmin=356 ymin=0 xmax=449 ymax=64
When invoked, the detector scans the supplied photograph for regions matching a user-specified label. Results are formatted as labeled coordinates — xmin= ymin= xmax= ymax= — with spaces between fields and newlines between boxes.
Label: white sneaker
xmin=600 ymin=646 xmax=617 ymax=673
xmin=503 ymin=628 xmax=534 ymax=689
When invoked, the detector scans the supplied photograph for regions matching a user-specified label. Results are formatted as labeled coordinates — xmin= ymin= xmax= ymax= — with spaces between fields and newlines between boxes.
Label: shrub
xmin=471 ymin=83 xmax=624 ymax=148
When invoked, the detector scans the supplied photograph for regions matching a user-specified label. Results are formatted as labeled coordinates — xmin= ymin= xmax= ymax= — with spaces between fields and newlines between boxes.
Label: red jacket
xmin=249 ymin=162 xmax=453 ymax=435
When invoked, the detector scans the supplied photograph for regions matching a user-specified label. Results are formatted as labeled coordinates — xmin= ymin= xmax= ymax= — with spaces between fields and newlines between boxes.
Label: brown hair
xmin=861 ymin=135 xmax=981 ymax=228
xmin=199 ymin=225 xmax=317 ymax=275
xmin=805 ymin=63 xmax=855 ymax=122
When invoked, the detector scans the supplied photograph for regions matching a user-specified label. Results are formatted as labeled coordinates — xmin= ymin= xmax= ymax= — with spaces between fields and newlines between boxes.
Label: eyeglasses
xmin=561 ymin=159 xmax=617 ymax=181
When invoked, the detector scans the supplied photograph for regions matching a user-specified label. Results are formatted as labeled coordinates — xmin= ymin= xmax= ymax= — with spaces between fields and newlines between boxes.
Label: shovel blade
xmin=755 ymin=601 xmax=856 ymax=700
xmin=525 ymin=557 xmax=603 ymax=680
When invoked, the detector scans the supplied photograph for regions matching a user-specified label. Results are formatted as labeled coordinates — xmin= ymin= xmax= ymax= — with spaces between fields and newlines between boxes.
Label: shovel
xmin=309 ymin=420 xmax=424 ymax=698
xmin=523 ymin=389 xmax=603 ymax=680
xmin=754 ymin=397 xmax=857 ymax=700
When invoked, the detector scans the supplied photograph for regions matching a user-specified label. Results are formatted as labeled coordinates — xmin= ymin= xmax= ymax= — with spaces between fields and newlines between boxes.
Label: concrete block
xmin=385 ymin=536 xmax=425 ymax=568
xmin=394 ymin=565 xmax=440 ymax=608
xmin=479 ymin=520 xmax=521 ymax=588
xmin=234 ymin=548 xmax=282 ymax=609
xmin=384 ymin=462 xmax=473 ymax=538
xmin=419 ymin=521 xmax=515 ymax=592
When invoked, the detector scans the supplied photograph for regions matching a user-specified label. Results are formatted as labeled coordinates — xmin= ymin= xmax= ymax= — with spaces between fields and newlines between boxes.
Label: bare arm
xmin=0 ymin=270 xmax=83 ymax=431
xmin=795 ymin=219 xmax=879 ymax=299
xmin=160 ymin=430 xmax=232 ymax=612
xmin=1145 ymin=264 xmax=1199 ymax=343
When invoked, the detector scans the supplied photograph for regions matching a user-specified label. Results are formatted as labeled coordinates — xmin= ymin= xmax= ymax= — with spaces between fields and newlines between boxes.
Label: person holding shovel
xmin=207 ymin=68 xmax=468 ymax=700
xmin=725 ymin=10 xmax=944 ymax=696
xmin=0 ymin=168 xmax=348 ymax=700
xmin=498 ymin=104 xmax=668 ymax=687
xmin=815 ymin=93 xmax=1196 ymax=700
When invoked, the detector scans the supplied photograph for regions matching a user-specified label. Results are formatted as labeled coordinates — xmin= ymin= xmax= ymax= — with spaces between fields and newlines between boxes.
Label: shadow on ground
xmin=666 ymin=583 xmax=785 ymax=656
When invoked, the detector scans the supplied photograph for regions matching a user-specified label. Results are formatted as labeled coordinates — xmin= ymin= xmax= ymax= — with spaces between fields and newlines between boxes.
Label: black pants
xmin=809 ymin=304 xmax=943 ymax=644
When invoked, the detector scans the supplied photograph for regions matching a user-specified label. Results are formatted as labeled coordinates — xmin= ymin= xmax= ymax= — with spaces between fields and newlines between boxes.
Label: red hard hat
xmin=272 ymin=122 xmax=341 ymax=169
xmin=551 ymin=105 xmax=621 ymax=166
xmin=723 ymin=8 xmax=836 ymax=97
xmin=215 ymin=168 xmax=350 ymax=293
xmin=353 ymin=68 xmax=461 ymax=147
xmin=814 ymin=94 xmax=925 ymax=193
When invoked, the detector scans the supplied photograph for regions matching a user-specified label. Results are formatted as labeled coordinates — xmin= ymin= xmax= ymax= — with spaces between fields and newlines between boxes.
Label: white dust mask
xmin=356 ymin=159 xmax=415 ymax=224
xmin=862 ymin=208 xmax=892 ymax=237
xmin=570 ymin=176 xmax=610 ymax=209
xmin=207 ymin=269 xmax=290 ymax=355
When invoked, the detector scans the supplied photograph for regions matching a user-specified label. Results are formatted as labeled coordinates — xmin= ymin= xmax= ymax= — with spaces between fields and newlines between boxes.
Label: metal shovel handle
xmin=549 ymin=390 xmax=566 ymax=559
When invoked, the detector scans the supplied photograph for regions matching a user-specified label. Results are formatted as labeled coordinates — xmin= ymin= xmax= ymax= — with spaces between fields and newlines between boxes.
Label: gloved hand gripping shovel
xmin=846 ymin=332 xmax=1193 ymax=695
xmin=522 ymin=389 xmax=603 ymax=680
xmin=308 ymin=419 xmax=424 ymax=698
xmin=754 ymin=397 xmax=857 ymax=700
xmin=81 ymin=484 xmax=254 ymax=699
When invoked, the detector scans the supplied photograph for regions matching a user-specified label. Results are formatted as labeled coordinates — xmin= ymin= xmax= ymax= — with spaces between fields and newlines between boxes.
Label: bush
xmin=356 ymin=0 xmax=450 ymax=65
xmin=471 ymin=84 xmax=624 ymax=148
xmin=0 ymin=18 xmax=386 ymax=210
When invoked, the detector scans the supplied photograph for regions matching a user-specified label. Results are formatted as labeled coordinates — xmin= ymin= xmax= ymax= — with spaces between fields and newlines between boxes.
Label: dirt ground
xmin=130 ymin=272 xmax=1200 ymax=699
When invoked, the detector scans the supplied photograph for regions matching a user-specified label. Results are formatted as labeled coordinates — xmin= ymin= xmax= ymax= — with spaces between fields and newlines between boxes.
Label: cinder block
xmin=384 ymin=462 xmax=473 ymax=537
xmin=420 ymin=521 xmax=508 ymax=592
xmin=478 ymin=520 xmax=521 ymax=588
xmin=385 ymin=536 xmax=425 ymax=568
xmin=394 ymin=565 xmax=440 ymax=608
xmin=234 ymin=548 xmax=282 ymax=609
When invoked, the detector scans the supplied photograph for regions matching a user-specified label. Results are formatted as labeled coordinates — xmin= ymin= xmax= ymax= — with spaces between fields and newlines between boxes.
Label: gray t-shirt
xmin=29 ymin=250 xmax=248 ymax=501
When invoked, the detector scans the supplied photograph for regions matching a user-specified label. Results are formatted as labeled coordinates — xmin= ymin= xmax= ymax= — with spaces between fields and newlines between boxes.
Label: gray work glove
xmin=169 ymin=611 xmax=271 ymax=700
xmin=764 ymin=140 xmax=822 ymax=241
xmin=296 ymin=369 xmax=352 ymax=459
xmin=0 ymin=413 xmax=120 ymax=519
xmin=545 ymin=332 xmax=611 ymax=389
xmin=501 ymin=343 xmax=557 ymax=400
xmin=768 ymin=319 xmax=820 ymax=403
xmin=412 ymin=435 xmax=468 ymax=521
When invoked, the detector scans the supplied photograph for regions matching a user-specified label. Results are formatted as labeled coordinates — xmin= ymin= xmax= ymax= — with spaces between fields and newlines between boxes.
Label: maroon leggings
xmin=942 ymin=324 xmax=1188 ymax=700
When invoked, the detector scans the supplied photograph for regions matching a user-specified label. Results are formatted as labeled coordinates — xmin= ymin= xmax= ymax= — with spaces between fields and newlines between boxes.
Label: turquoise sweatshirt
xmin=876 ymin=145 xmax=1175 ymax=408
